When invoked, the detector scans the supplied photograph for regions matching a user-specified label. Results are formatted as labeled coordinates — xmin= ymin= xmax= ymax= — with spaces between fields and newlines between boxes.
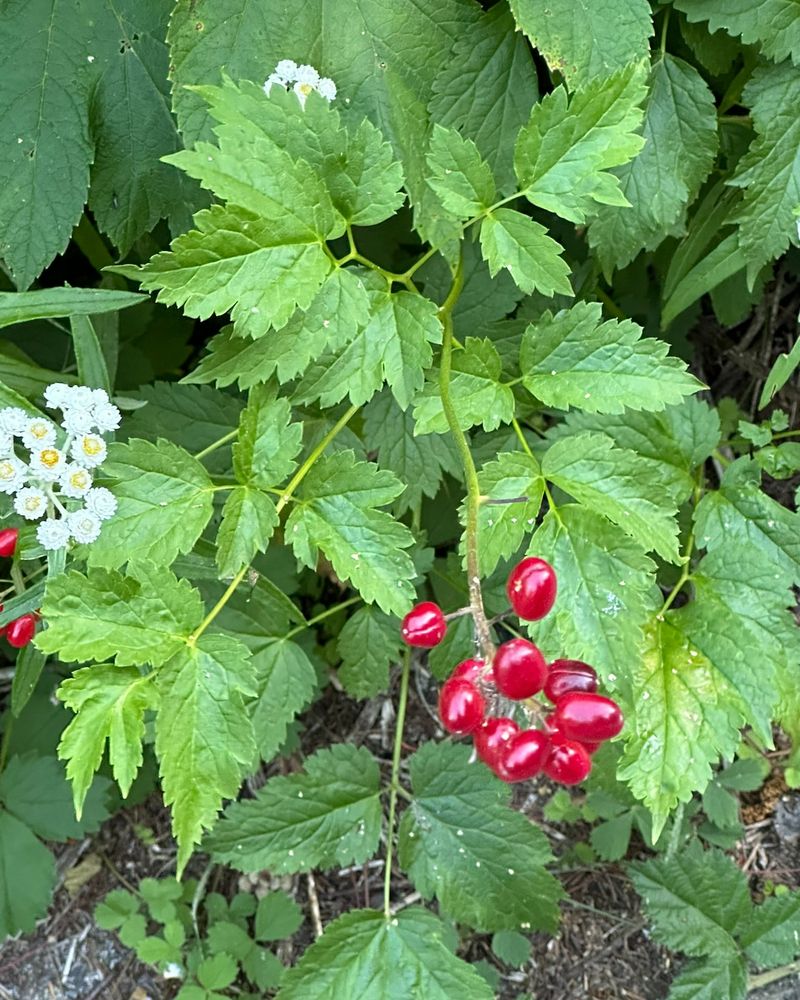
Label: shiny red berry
xmin=544 ymin=659 xmax=598 ymax=702
xmin=545 ymin=713 xmax=600 ymax=754
xmin=401 ymin=601 xmax=446 ymax=648
xmin=506 ymin=557 xmax=557 ymax=621
xmin=493 ymin=638 xmax=548 ymax=700
xmin=495 ymin=729 xmax=550 ymax=782
xmin=0 ymin=528 xmax=19 ymax=558
xmin=474 ymin=716 xmax=519 ymax=766
xmin=6 ymin=613 xmax=36 ymax=648
xmin=544 ymin=741 xmax=592 ymax=785
xmin=554 ymin=692 xmax=623 ymax=743
xmin=438 ymin=678 xmax=485 ymax=734
xmin=451 ymin=658 xmax=494 ymax=685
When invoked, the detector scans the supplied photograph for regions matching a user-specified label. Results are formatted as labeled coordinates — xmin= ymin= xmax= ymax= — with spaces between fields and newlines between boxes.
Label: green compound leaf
xmin=480 ymin=208 xmax=572 ymax=297
xmin=57 ymin=665 xmax=157 ymax=814
xmin=530 ymin=505 xmax=656 ymax=689
xmin=426 ymin=124 xmax=496 ymax=218
xmin=277 ymin=907 xmax=494 ymax=1000
xmin=251 ymin=639 xmax=317 ymax=763
xmin=474 ymin=451 xmax=544 ymax=575
xmin=630 ymin=841 xmax=751 ymax=957
xmin=0 ymin=810 xmax=56 ymax=939
xmin=674 ymin=0 xmax=800 ymax=65
xmin=510 ymin=0 xmax=652 ymax=88
xmin=668 ymin=954 xmax=747 ymax=1000
xmin=155 ymin=633 xmax=256 ymax=875
xmin=520 ymin=301 xmax=703 ymax=414
xmin=37 ymin=562 xmax=202 ymax=667
xmin=514 ymin=62 xmax=648 ymax=224
xmin=617 ymin=622 xmax=742 ymax=840
xmin=337 ymin=605 xmax=403 ymax=699
xmin=541 ymin=432 xmax=682 ymax=563
xmin=208 ymin=745 xmax=382 ymax=874
xmin=729 ymin=61 xmax=800 ymax=268
xmin=88 ymin=438 xmax=215 ymax=570
xmin=234 ymin=385 xmax=302 ymax=489
xmin=399 ymin=742 xmax=562 ymax=932
xmin=216 ymin=488 xmax=279 ymax=578
xmin=741 ymin=892 xmax=800 ymax=966
xmin=413 ymin=338 xmax=515 ymax=434
xmin=589 ymin=55 xmax=718 ymax=273
xmin=285 ymin=452 xmax=416 ymax=616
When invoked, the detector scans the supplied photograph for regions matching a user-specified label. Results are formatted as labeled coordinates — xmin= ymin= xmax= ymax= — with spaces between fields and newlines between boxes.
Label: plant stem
xmin=0 ymin=716 xmax=13 ymax=774
xmin=194 ymin=429 xmax=238 ymax=462
xmin=665 ymin=802 xmax=685 ymax=860
xmin=284 ymin=595 xmax=361 ymax=640
xmin=438 ymin=254 xmax=494 ymax=660
xmin=748 ymin=960 xmax=800 ymax=991
xmin=384 ymin=649 xmax=412 ymax=918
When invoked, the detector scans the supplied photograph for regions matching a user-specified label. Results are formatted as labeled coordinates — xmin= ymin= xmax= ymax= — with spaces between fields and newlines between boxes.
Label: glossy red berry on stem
xmin=451 ymin=658 xmax=494 ymax=685
xmin=544 ymin=741 xmax=592 ymax=785
xmin=554 ymin=692 xmax=623 ymax=743
xmin=6 ymin=613 xmax=36 ymax=648
xmin=493 ymin=638 xmax=548 ymax=700
xmin=495 ymin=729 xmax=550 ymax=782
xmin=401 ymin=601 xmax=446 ymax=648
xmin=544 ymin=659 xmax=598 ymax=703
xmin=474 ymin=716 xmax=519 ymax=766
xmin=0 ymin=528 xmax=19 ymax=558
xmin=506 ymin=557 xmax=557 ymax=621
xmin=438 ymin=679 xmax=485 ymax=734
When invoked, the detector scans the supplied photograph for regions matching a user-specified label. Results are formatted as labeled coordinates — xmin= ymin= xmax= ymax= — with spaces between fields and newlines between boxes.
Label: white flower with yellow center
xmin=71 ymin=434 xmax=106 ymax=468
xmin=30 ymin=446 xmax=66 ymax=482
xmin=21 ymin=417 xmax=56 ymax=450
xmin=68 ymin=508 xmax=102 ymax=544
xmin=14 ymin=487 xmax=47 ymax=520
xmin=60 ymin=463 xmax=93 ymax=499
xmin=0 ymin=407 xmax=28 ymax=436
xmin=37 ymin=517 xmax=71 ymax=550
xmin=84 ymin=486 xmax=117 ymax=521
xmin=0 ymin=456 xmax=27 ymax=494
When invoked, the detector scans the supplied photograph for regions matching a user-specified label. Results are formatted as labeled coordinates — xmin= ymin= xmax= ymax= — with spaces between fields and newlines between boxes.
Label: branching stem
xmin=384 ymin=649 xmax=412 ymax=917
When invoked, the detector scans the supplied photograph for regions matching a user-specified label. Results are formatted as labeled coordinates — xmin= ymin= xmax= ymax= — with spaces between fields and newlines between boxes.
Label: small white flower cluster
xmin=263 ymin=60 xmax=337 ymax=107
xmin=0 ymin=384 xmax=119 ymax=550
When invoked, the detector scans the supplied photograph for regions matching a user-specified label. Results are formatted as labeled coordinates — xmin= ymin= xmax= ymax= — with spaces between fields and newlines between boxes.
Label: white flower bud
xmin=43 ymin=383 xmax=73 ymax=409
xmin=14 ymin=486 xmax=47 ymax=520
xmin=84 ymin=486 xmax=117 ymax=521
xmin=67 ymin=508 xmax=102 ymax=544
xmin=91 ymin=401 xmax=121 ymax=433
xmin=64 ymin=386 xmax=95 ymax=410
xmin=37 ymin=516 xmax=71 ymax=550
xmin=317 ymin=77 xmax=337 ymax=101
xmin=0 ymin=407 xmax=29 ymax=436
xmin=61 ymin=407 xmax=96 ymax=435
xmin=274 ymin=59 xmax=298 ymax=82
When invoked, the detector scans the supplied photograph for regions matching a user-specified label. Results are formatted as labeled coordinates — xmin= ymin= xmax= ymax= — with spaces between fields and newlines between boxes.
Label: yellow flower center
xmin=70 ymin=470 xmax=89 ymax=489
xmin=0 ymin=461 xmax=14 ymax=480
xmin=298 ymin=82 xmax=313 ymax=95
xmin=82 ymin=436 xmax=102 ymax=456
xmin=31 ymin=423 xmax=48 ymax=439
xmin=24 ymin=496 xmax=41 ymax=512
xmin=40 ymin=448 xmax=60 ymax=468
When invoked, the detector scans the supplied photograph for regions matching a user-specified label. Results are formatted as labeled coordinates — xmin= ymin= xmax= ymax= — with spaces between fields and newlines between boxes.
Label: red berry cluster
xmin=401 ymin=557 xmax=623 ymax=786
xmin=0 ymin=528 xmax=38 ymax=648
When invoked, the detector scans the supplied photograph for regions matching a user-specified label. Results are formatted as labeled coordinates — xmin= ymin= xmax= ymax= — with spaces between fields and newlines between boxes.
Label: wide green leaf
xmin=337 ymin=606 xmax=402 ymax=699
xmin=668 ymin=954 xmax=748 ymax=1000
xmin=674 ymin=0 xmax=800 ymax=64
xmin=251 ymin=639 xmax=318 ymax=763
xmin=741 ymin=892 xmax=800 ymax=966
xmin=216 ymin=488 xmax=279 ymax=578
xmin=0 ymin=810 xmax=56 ymax=939
xmin=480 ymin=208 xmax=572 ymax=296
xmin=0 ymin=288 xmax=145 ymax=328
xmin=234 ymin=385 xmax=302 ymax=488
xmin=208 ymin=745 xmax=382 ymax=874
xmin=474 ymin=451 xmax=544 ymax=575
xmin=426 ymin=124 xmax=496 ymax=218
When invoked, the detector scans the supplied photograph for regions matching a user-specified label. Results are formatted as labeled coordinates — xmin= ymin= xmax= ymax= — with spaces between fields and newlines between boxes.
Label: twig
xmin=307 ymin=872 xmax=323 ymax=938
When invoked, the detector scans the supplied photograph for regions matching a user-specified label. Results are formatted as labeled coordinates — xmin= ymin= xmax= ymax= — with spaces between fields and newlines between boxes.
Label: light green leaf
xmin=198 ymin=953 xmax=238 ymax=991
xmin=480 ymin=209 xmax=572 ymax=296
xmin=661 ymin=231 xmax=745 ymax=328
xmin=0 ymin=810 xmax=56 ymax=939
xmin=514 ymin=63 xmax=648 ymax=224
xmin=617 ymin=622 xmax=742 ymax=840
xmin=234 ymin=385 xmax=302 ymax=488
xmin=674 ymin=0 xmax=800 ymax=64
xmin=70 ymin=316 xmax=110 ymax=395
xmin=474 ymin=451 xmax=544 ymax=575
xmin=520 ymin=302 xmax=703 ymax=413
xmin=542 ymin=432 xmax=682 ymax=563
xmin=277 ymin=907 xmax=494 ymax=1000
xmin=491 ymin=929 xmax=532 ymax=967
xmin=57 ymin=665 xmax=157 ymax=813
xmin=741 ymin=892 xmax=800 ymax=966
xmin=588 ymin=55 xmax=718 ymax=272
xmin=208 ymin=745 xmax=382 ymax=874
xmin=0 ymin=288 xmax=145 ymax=329
xmin=669 ymin=954 xmax=748 ymax=1000
xmin=255 ymin=890 xmax=304 ymax=942
xmin=369 ymin=291 xmax=443 ymax=411
xmin=426 ymin=124 xmax=496 ymax=218
xmin=413 ymin=338 xmax=515 ymax=434
xmin=10 ymin=643 xmax=47 ymax=719
xmin=285 ymin=452 xmax=416 ymax=616
xmin=760 ymin=335 xmax=800 ymax=408
xmin=251 ymin=639 xmax=317 ymax=763
xmin=156 ymin=633 xmax=256 ymax=874
xmin=337 ymin=606 xmax=402 ymax=699
xmin=88 ymin=438 xmax=214 ymax=570
xmin=37 ymin=562 xmax=202 ymax=667
xmin=216 ymin=488 xmax=278 ymax=578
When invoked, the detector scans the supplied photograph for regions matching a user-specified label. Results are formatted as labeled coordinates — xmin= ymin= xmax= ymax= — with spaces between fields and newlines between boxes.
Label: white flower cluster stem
xmin=263 ymin=60 xmax=337 ymax=106
xmin=0 ymin=383 xmax=120 ymax=550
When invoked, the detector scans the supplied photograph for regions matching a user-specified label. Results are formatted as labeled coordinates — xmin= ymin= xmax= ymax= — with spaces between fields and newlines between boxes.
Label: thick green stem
xmin=749 ymin=960 xmax=800 ymax=991
xmin=384 ymin=649 xmax=412 ymax=918
xmin=284 ymin=596 xmax=361 ymax=641
xmin=194 ymin=429 xmax=238 ymax=462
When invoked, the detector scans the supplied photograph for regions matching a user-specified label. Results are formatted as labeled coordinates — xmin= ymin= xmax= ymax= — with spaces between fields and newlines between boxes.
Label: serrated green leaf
xmin=719 ymin=758 xmax=768 ymax=791
xmin=251 ymin=639 xmax=317 ymax=763
xmin=589 ymin=55 xmax=717 ymax=272
xmin=480 ymin=209 xmax=572 ymax=296
xmin=57 ymin=665 xmax=157 ymax=813
xmin=156 ymin=633 xmax=256 ymax=875
xmin=491 ymin=929 xmax=532 ymax=967
xmin=337 ymin=606 xmax=402 ymax=699
xmin=741 ymin=892 xmax=800 ymax=966
xmin=234 ymin=385 xmax=302 ymax=488
xmin=285 ymin=452 xmax=416 ymax=616
xmin=0 ymin=810 xmax=56 ymax=939
xmin=216 ymin=488 xmax=279 ymax=578
xmin=0 ymin=288 xmax=145 ymax=329
xmin=474 ymin=452 xmax=544 ymax=575
xmin=88 ymin=438 xmax=214 ymax=570
xmin=139 ymin=877 xmax=182 ymax=923
xmin=399 ymin=742 xmax=562 ymax=932
xmin=529 ymin=505 xmax=656 ymax=687
xmin=208 ymin=745 xmax=382 ymax=874
xmin=520 ymin=302 xmax=703 ymax=413
xmin=277 ymin=907 xmax=494 ymax=1000
xmin=590 ymin=812 xmax=634 ymax=863
xmin=94 ymin=889 xmax=140 ymax=930
xmin=674 ymin=0 xmax=800 ymax=64
xmin=37 ymin=562 xmax=202 ymax=666
xmin=514 ymin=63 xmax=648 ymax=224
xmin=618 ymin=622 xmax=741 ymax=840
xmin=542 ymin=432 xmax=681 ymax=563
xmin=701 ymin=782 xmax=740 ymax=831
xmin=255 ymin=891 xmax=304 ymax=942
xmin=413 ymin=338 xmax=514 ymax=434
xmin=427 ymin=124 xmax=496 ymax=218
xmin=198 ymin=953 xmax=238 ymax=990
xmin=510 ymin=0 xmax=652 ymax=88
xmin=668 ymin=954 xmax=748 ymax=1000
xmin=760 ymin=335 xmax=800 ymax=407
